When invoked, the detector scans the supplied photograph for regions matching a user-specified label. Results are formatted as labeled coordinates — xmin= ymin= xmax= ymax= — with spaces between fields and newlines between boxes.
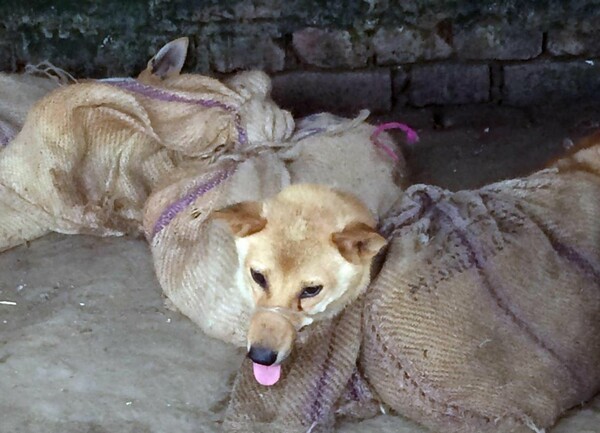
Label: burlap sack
xmin=0 ymin=70 xmax=293 ymax=252
xmin=284 ymin=111 xmax=407 ymax=217
xmin=225 ymin=298 xmax=366 ymax=433
xmin=0 ymin=70 xmax=61 ymax=146
xmin=223 ymin=138 xmax=600 ymax=433
xmin=144 ymin=112 xmax=406 ymax=346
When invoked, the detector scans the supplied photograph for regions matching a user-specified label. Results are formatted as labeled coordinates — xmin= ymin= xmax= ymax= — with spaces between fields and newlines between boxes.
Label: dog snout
xmin=247 ymin=309 xmax=296 ymax=364
xmin=247 ymin=346 xmax=278 ymax=366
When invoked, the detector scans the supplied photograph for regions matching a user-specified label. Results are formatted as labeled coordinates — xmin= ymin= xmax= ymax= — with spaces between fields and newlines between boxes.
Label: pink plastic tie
xmin=371 ymin=122 xmax=419 ymax=162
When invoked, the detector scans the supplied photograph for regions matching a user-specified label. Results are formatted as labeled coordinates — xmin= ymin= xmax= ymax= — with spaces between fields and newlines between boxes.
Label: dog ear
xmin=212 ymin=202 xmax=267 ymax=237
xmin=332 ymin=222 xmax=387 ymax=264
xmin=146 ymin=37 xmax=189 ymax=79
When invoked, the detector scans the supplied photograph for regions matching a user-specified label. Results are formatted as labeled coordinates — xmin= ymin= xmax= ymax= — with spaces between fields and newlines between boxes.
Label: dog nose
xmin=248 ymin=346 xmax=278 ymax=366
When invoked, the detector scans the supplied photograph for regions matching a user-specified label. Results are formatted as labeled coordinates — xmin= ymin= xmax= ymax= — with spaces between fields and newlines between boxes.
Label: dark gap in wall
xmin=436 ymin=18 xmax=453 ymax=46
xmin=490 ymin=63 xmax=503 ymax=105
xmin=541 ymin=31 xmax=549 ymax=54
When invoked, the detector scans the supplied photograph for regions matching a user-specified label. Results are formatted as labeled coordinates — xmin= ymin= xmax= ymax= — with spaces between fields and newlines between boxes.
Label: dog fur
xmin=213 ymin=183 xmax=387 ymax=365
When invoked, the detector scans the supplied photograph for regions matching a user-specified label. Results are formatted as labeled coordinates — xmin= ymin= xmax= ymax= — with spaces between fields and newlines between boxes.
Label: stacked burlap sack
xmin=220 ymin=138 xmax=600 ymax=433
xmin=0 ymin=68 xmax=294 ymax=252
xmin=143 ymin=110 xmax=406 ymax=345
xmin=0 ymin=69 xmax=63 ymax=146
xmin=4 ymin=39 xmax=597 ymax=433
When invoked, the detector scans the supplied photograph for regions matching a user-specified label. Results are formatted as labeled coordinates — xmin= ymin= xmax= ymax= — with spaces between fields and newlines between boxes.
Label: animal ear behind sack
xmin=143 ymin=37 xmax=189 ymax=80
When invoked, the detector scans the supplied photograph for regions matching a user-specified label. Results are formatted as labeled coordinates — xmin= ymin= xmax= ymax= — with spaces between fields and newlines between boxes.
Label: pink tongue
xmin=252 ymin=362 xmax=281 ymax=386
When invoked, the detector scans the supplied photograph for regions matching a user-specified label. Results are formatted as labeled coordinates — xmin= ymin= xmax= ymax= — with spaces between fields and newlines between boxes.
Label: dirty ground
xmin=1 ymin=103 xmax=599 ymax=433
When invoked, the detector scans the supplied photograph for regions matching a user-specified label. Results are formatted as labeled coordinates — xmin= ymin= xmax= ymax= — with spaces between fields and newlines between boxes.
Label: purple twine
xmin=0 ymin=120 xmax=17 ymax=147
xmin=105 ymin=79 xmax=247 ymax=145
xmin=370 ymin=121 xmax=419 ymax=162
xmin=151 ymin=167 xmax=235 ymax=239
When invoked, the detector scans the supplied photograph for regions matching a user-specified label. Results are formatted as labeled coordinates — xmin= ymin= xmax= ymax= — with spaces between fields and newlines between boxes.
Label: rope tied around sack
xmin=150 ymin=110 xmax=419 ymax=241
xmin=215 ymin=110 xmax=420 ymax=165
xmin=151 ymin=165 xmax=236 ymax=239
xmin=24 ymin=61 xmax=77 ymax=85
xmin=371 ymin=121 xmax=419 ymax=162
xmin=103 ymin=78 xmax=249 ymax=146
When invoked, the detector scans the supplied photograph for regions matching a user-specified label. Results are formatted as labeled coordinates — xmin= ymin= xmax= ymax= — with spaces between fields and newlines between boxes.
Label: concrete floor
xmin=1 ymin=103 xmax=600 ymax=433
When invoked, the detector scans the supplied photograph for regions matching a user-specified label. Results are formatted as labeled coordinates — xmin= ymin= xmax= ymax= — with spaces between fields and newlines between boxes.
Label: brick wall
xmin=1 ymin=0 xmax=599 ymax=115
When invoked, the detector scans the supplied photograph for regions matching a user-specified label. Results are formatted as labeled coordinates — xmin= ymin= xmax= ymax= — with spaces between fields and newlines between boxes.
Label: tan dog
xmin=213 ymin=183 xmax=387 ymax=385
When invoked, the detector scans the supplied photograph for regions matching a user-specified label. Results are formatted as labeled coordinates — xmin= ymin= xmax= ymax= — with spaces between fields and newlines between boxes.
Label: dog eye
xmin=250 ymin=268 xmax=268 ymax=289
xmin=300 ymin=285 xmax=323 ymax=299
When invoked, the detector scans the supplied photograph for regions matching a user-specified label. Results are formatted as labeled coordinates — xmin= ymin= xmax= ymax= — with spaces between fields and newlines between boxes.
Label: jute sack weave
xmin=223 ymin=138 xmax=600 ymax=433
xmin=283 ymin=111 xmax=407 ymax=217
xmin=0 ymin=70 xmax=293 ymax=252
xmin=144 ymin=112 xmax=406 ymax=346
xmin=0 ymin=70 xmax=62 ymax=146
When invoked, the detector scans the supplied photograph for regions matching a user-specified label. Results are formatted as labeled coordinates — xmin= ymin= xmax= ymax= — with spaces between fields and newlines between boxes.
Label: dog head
xmin=213 ymin=184 xmax=387 ymax=385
